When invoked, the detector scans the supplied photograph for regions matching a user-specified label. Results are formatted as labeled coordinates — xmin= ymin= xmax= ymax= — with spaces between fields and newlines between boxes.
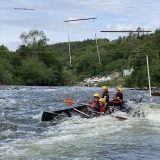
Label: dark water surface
xmin=0 ymin=86 xmax=160 ymax=160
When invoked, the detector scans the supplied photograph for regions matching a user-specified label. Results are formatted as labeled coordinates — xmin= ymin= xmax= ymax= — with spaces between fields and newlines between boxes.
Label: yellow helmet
xmin=102 ymin=86 xmax=108 ymax=91
xmin=117 ymin=87 xmax=122 ymax=93
xmin=93 ymin=93 xmax=100 ymax=98
xmin=99 ymin=98 xmax=106 ymax=104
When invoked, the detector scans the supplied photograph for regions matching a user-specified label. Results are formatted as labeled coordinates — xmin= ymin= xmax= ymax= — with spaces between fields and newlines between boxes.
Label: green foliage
xmin=124 ymin=66 xmax=148 ymax=87
xmin=63 ymin=68 xmax=77 ymax=85
xmin=0 ymin=29 xmax=160 ymax=87
xmin=0 ymin=30 xmax=65 ymax=86
xmin=0 ymin=45 xmax=14 ymax=84
xmin=19 ymin=57 xmax=51 ymax=85
xmin=20 ymin=30 xmax=49 ymax=47
xmin=105 ymin=59 xmax=127 ymax=74
xmin=150 ymin=59 xmax=160 ymax=87
xmin=0 ymin=58 xmax=14 ymax=85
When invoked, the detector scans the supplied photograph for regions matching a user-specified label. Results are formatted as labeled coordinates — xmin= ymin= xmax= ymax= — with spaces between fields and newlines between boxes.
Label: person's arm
xmin=117 ymin=94 xmax=123 ymax=103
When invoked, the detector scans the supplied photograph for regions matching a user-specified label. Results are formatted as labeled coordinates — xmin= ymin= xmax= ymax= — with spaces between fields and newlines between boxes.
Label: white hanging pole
xmin=64 ymin=17 xmax=99 ymax=66
xmin=92 ymin=19 xmax=101 ymax=65
xmin=14 ymin=8 xmax=35 ymax=10
xmin=95 ymin=33 xmax=101 ymax=65
xmin=68 ymin=35 xmax=72 ymax=67
xmin=64 ymin=21 xmax=72 ymax=67
xmin=146 ymin=55 xmax=152 ymax=98
xmin=100 ymin=30 xmax=152 ymax=33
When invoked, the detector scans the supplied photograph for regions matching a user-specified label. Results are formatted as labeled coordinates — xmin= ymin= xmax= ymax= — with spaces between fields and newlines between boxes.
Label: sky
xmin=0 ymin=0 xmax=160 ymax=51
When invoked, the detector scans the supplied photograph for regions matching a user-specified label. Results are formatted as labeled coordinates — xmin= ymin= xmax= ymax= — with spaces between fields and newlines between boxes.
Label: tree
xmin=20 ymin=30 xmax=49 ymax=47
xmin=20 ymin=57 xmax=53 ymax=86
xmin=16 ymin=30 xmax=65 ymax=86
xmin=0 ymin=58 xmax=13 ymax=85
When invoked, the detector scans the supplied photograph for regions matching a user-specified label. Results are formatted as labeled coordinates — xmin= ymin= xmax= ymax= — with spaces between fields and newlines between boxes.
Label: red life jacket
xmin=113 ymin=95 xmax=120 ymax=104
xmin=89 ymin=100 xmax=97 ymax=107
xmin=100 ymin=105 xmax=106 ymax=113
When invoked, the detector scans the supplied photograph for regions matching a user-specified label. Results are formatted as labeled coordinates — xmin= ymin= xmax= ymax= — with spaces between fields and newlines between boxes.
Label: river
xmin=0 ymin=86 xmax=160 ymax=160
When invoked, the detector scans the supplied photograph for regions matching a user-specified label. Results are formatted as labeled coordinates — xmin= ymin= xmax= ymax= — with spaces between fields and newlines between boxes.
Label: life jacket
xmin=87 ymin=101 xmax=100 ymax=112
xmin=113 ymin=95 xmax=120 ymax=104
xmin=89 ymin=100 xmax=98 ymax=107
xmin=113 ymin=93 xmax=123 ymax=104
xmin=99 ymin=105 xmax=106 ymax=113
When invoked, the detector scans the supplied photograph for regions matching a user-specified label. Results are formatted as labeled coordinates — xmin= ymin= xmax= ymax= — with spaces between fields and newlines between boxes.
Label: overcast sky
xmin=0 ymin=0 xmax=160 ymax=51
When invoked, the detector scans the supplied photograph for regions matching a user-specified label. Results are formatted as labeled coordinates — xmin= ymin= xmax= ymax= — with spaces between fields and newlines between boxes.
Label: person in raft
xmin=112 ymin=87 xmax=124 ymax=110
xmin=98 ymin=98 xmax=107 ymax=114
xmin=101 ymin=86 xmax=113 ymax=114
xmin=87 ymin=93 xmax=101 ymax=112
xmin=101 ymin=86 xmax=109 ymax=104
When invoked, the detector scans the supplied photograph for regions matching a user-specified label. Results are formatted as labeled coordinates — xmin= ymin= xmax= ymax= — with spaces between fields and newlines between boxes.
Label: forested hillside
xmin=0 ymin=29 xmax=160 ymax=87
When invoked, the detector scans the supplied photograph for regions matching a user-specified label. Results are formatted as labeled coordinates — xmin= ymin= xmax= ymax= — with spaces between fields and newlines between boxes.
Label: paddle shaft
xmin=78 ymin=103 xmax=91 ymax=106
xmin=73 ymin=108 xmax=90 ymax=117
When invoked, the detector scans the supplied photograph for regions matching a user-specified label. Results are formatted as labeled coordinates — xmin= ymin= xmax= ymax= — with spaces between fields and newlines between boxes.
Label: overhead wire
xmin=0 ymin=3 xmax=155 ymax=52
xmin=0 ymin=11 xmax=98 ymax=33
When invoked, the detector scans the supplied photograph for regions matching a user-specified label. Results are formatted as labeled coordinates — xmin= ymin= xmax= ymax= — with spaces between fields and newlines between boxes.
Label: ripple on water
xmin=0 ymin=86 xmax=160 ymax=160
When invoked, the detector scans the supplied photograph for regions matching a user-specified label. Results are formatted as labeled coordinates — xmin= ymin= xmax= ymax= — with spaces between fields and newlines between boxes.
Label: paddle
xmin=91 ymin=110 xmax=105 ymax=116
xmin=65 ymin=98 xmax=89 ymax=106
xmin=65 ymin=98 xmax=90 ymax=117
xmin=65 ymin=98 xmax=108 ymax=117
xmin=65 ymin=98 xmax=74 ymax=105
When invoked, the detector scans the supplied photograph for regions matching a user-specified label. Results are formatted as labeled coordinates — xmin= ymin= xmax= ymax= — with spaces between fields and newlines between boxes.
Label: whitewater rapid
xmin=0 ymin=86 xmax=160 ymax=160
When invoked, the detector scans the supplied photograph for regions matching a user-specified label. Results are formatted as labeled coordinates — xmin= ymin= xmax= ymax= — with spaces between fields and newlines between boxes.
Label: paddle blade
xmin=65 ymin=98 xmax=73 ymax=106
xmin=114 ymin=115 xmax=128 ymax=121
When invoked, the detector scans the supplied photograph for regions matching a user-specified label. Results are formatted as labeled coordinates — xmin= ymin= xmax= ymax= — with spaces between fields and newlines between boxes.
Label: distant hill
xmin=0 ymin=28 xmax=160 ymax=87
xmin=47 ymin=28 xmax=160 ymax=87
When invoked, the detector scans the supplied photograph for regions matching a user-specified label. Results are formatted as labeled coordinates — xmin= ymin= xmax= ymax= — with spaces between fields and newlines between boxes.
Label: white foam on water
xmin=32 ymin=112 xmax=43 ymax=120
xmin=41 ymin=115 xmax=131 ymax=142
xmin=128 ymin=103 xmax=160 ymax=127
xmin=43 ymin=88 xmax=57 ymax=92
xmin=1 ymin=110 xmax=159 ymax=160
xmin=0 ymin=115 xmax=133 ymax=159
xmin=145 ymin=105 xmax=160 ymax=125
xmin=0 ymin=87 xmax=160 ymax=159
xmin=1 ymin=129 xmax=14 ymax=138
xmin=0 ymin=98 xmax=17 ymax=105
xmin=112 ymin=111 xmax=129 ymax=118
xmin=0 ymin=98 xmax=6 ymax=103
xmin=0 ymin=142 xmax=28 ymax=159
xmin=19 ymin=88 xmax=28 ymax=90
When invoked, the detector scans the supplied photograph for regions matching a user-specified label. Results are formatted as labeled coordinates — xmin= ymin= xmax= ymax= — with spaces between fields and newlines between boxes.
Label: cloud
xmin=0 ymin=0 xmax=160 ymax=51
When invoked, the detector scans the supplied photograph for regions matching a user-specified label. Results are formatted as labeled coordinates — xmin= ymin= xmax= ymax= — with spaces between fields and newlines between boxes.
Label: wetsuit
xmin=101 ymin=91 xmax=109 ymax=104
